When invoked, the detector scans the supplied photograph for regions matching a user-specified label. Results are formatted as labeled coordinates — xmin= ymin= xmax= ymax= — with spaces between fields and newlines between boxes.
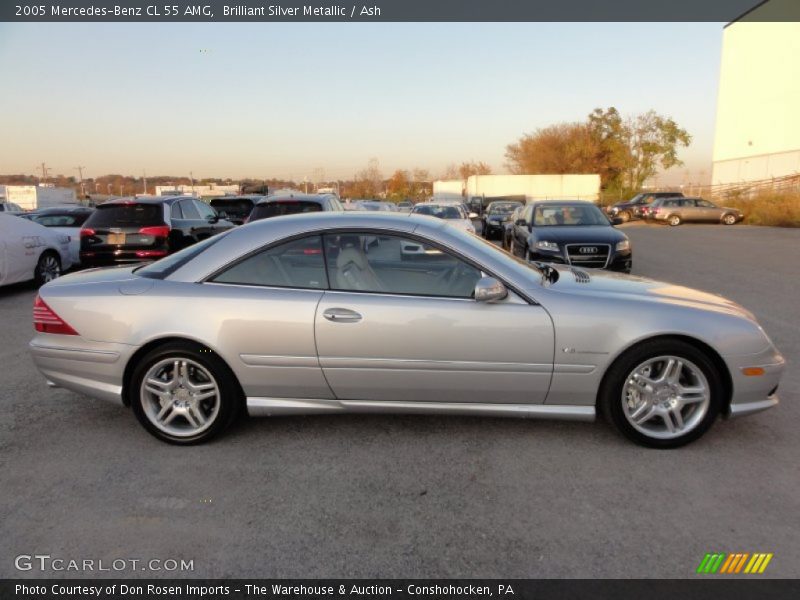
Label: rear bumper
xmin=29 ymin=335 xmax=133 ymax=406
xmin=80 ymin=248 xmax=168 ymax=267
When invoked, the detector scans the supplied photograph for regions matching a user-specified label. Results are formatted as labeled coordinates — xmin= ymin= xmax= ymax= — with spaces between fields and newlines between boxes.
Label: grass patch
xmin=719 ymin=190 xmax=800 ymax=228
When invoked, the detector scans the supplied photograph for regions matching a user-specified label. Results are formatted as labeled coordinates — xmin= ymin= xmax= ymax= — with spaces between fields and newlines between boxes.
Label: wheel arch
xmin=597 ymin=333 xmax=733 ymax=413
xmin=121 ymin=336 xmax=245 ymax=408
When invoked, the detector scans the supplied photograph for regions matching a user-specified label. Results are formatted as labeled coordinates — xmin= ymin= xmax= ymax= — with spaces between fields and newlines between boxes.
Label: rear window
xmin=210 ymin=198 xmax=255 ymax=217
xmin=85 ymin=203 xmax=163 ymax=227
xmin=136 ymin=231 xmax=230 ymax=280
xmin=250 ymin=201 xmax=323 ymax=221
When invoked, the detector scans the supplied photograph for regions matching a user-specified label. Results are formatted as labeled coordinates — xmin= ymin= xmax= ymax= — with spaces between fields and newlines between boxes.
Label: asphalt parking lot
xmin=1 ymin=222 xmax=798 ymax=579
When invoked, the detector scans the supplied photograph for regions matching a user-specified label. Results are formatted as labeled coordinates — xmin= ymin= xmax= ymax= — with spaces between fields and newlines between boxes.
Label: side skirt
xmin=246 ymin=397 xmax=595 ymax=421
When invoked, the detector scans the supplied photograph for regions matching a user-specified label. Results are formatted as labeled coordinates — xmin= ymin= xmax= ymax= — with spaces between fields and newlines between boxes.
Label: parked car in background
xmin=248 ymin=193 xmax=344 ymax=223
xmin=0 ymin=213 xmax=72 ymax=286
xmin=79 ymin=197 xmax=234 ymax=268
xmin=410 ymin=203 xmax=476 ymax=233
xmin=209 ymin=195 xmax=263 ymax=225
xmin=606 ymin=191 xmax=684 ymax=222
xmin=644 ymin=197 xmax=744 ymax=226
xmin=509 ymin=201 xmax=631 ymax=272
xmin=0 ymin=202 xmax=24 ymax=214
xmin=24 ymin=206 xmax=94 ymax=266
xmin=30 ymin=212 xmax=783 ymax=448
xmin=355 ymin=200 xmax=397 ymax=212
xmin=482 ymin=200 xmax=523 ymax=240
xmin=396 ymin=200 xmax=414 ymax=212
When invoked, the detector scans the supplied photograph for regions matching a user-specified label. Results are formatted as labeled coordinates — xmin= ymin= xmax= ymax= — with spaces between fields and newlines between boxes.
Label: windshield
xmin=412 ymin=205 xmax=464 ymax=219
xmin=210 ymin=199 xmax=255 ymax=217
xmin=250 ymin=201 xmax=322 ymax=220
xmin=487 ymin=203 xmax=521 ymax=215
xmin=532 ymin=203 xmax=610 ymax=227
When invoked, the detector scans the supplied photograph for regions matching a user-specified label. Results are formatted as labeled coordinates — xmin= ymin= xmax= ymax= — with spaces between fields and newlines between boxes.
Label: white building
xmin=0 ymin=185 xmax=77 ymax=210
xmin=465 ymin=174 xmax=601 ymax=203
xmin=712 ymin=0 xmax=800 ymax=186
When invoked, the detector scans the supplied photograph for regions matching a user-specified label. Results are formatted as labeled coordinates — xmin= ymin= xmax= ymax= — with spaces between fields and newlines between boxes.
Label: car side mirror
xmin=611 ymin=217 xmax=624 ymax=225
xmin=207 ymin=214 xmax=219 ymax=223
xmin=474 ymin=277 xmax=508 ymax=303
xmin=468 ymin=212 xmax=479 ymax=220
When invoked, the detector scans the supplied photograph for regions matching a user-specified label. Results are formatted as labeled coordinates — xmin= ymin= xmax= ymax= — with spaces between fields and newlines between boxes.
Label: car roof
xmin=32 ymin=205 xmax=93 ymax=214
xmin=101 ymin=196 xmax=185 ymax=206
xmin=255 ymin=193 xmax=328 ymax=205
xmin=530 ymin=200 xmax=599 ymax=207
xmin=210 ymin=195 xmax=263 ymax=201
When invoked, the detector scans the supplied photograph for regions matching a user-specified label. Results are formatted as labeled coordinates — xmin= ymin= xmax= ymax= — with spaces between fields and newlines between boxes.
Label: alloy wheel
xmin=621 ymin=355 xmax=711 ymax=440
xmin=140 ymin=358 xmax=221 ymax=437
xmin=38 ymin=254 xmax=61 ymax=283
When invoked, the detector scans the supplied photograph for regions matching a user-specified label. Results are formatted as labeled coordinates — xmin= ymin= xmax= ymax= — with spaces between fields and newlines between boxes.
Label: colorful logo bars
xmin=697 ymin=552 xmax=773 ymax=574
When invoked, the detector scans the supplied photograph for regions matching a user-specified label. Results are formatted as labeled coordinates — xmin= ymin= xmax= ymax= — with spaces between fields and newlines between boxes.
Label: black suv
xmin=209 ymin=195 xmax=263 ymax=225
xmin=80 ymin=196 xmax=233 ymax=267
xmin=248 ymin=193 xmax=344 ymax=223
xmin=606 ymin=192 xmax=684 ymax=222
xmin=482 ymin=200 xmax=523 ymax=240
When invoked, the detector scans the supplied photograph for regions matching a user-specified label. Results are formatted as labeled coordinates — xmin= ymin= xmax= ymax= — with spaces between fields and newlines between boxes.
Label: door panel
xmin=315 ymin=292 xmax=554 ymax=404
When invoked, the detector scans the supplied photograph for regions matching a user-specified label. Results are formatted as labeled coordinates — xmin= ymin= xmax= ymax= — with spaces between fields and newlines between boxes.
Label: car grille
xmin=565 ymin=244 xmax=611 ymax=269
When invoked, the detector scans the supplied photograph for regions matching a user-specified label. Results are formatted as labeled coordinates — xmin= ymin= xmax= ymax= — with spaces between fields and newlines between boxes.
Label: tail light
xmin=139 ymin=225 xmax=170 ymax=238
xmin=80 ymin=228 xmax=96 ymax=238
xmin=135 ymin=250 xmax=168 ymax=258
xmin=33 ymin=295 xmax=79 ymax=335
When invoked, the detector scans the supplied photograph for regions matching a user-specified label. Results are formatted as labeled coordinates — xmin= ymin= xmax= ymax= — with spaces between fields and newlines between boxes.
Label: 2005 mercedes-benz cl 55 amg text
xmin=29 ymin=212 xmax=783 ymax=448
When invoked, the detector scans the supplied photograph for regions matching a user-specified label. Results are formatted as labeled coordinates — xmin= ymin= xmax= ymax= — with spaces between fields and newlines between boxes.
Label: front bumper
xmin=724 ymin=346 xmax=785 ymax=418
xmin=528 ymin=248 xmax=632 ymax=272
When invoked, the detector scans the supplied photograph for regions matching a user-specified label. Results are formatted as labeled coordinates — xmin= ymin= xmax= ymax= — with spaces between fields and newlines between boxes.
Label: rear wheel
xmin=619 ymin=210 xmax=632 ymax=223
xmin=129 ymin=342 xmax=241 ymax=444
xmin=34 ymin=251 xmax=61 ymax=286
xmin=667 ymin=214 xmax=682 ymax=226
xmin=600 ymin=339 xmax=723 ymax=448
xmin=722 ymin=213 xmax=738 ymax=225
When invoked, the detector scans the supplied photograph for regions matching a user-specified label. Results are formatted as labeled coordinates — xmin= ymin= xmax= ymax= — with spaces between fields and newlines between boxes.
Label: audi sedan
xmin=30 ymin=212 xmax=783 ymax=448
xmin=508 ymin=201 xmax=632 ymax=272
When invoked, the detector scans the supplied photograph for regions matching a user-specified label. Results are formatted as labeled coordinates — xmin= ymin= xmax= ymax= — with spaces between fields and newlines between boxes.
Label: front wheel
xmin=599 ymin=339 xmax=723 ymax=448
xmin=667 ymin=214 xmax=682 ymax=226
xmin=722 ymin=213 xmax=738 ymax=225
xmin=619 ymin=210 xmax=632 ymax=223
xmin=34 ymin=251 xmax=61 ymax=286
xmin=129 ymin=342 xmax=242 ymax=444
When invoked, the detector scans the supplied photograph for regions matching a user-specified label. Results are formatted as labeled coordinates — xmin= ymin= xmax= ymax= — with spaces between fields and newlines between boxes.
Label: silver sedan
xmin=29 ymin=212 xmax=784 ymax=448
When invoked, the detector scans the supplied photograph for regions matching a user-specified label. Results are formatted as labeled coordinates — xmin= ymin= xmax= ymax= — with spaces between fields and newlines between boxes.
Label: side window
xmin=696 ymin=199 xmax=714 ymax=208
xmin=179 ymin=199 xmax=201 ymax=220
xmin=523 ymin=205 xmax=533 ymax=224
xmin=323 ymin=233 xmax=482 ymax=299
xmin=682 ymin=199 xmax=696 ymax=207
xmin=171 ymin=202 xmax=183 ymax=219
xmin=211 ymin=236 xmax=327 ymax=290
xmin=194 ymin=200 xmax=216 ymax=219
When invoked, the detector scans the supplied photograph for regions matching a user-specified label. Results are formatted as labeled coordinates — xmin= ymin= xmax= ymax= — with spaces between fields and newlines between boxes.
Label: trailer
xmin=0 ymin=185 xmax=77 ymax=211
xmin=464 ymin=174 xmax=601 ymax=214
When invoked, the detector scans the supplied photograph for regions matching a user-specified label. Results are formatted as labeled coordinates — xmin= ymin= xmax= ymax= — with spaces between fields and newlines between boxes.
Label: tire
xmin=722 ymin=213 xmax=737 ymax=225
xmin=619 ymin=210 xmax=632 ymax=223
xmin=129 ymin=341 xmax=242 ymax=445
xmin=599 ymin=339 xmax=723 ymax=448
xmin=667 ymin=214 xmax=682 ymax=226
xmin=34 ymin=251 xmax=61 ymax=286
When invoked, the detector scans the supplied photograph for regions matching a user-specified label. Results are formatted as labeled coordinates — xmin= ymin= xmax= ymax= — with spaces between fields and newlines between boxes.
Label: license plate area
xmin=107 ymin=232 xmax=126 ymax=245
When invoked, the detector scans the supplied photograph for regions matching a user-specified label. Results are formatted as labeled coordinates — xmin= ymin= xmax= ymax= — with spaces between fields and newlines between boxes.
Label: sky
xmin=0 ymin=22 xmax=724 ymax=184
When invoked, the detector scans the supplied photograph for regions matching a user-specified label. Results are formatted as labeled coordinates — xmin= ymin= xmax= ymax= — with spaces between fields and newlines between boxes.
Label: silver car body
xmin=30 ymin=213 xmax=782 ymax=422
xmin=0 ymin=214 xmax=73 ymax=286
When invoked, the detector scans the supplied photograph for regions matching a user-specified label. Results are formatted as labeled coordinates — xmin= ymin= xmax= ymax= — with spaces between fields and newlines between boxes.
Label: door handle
xmin=323 ymin=308 xmax=363 ymax=323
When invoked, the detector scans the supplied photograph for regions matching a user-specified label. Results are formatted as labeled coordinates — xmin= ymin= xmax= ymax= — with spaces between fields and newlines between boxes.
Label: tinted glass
xmin=136 ymin=231 xmax=230 ymax=279
xmin=487 ymin=202 xmax=521 ymax=214
xmin=210 ymin=199 xmax=255 ymax=218
xmin=171 ymin=203 xmax=183 ymax=219
xmin=533 ymin=204 xmax=609 ymax=226
xmin=250 ymin=201 xmax=323 ymax=221
xmin=32 ymin=214 xmax=85 ymax=227
xmin=85 ymin=203 xmax=163 ymax=227
xmin=212 ymin=236 xmax=327 ymax=289
xmin=411 ymin=205 xmax=464 ymax=219
xmin=194 ymin=200 xmax=217 ymax=219
xmin=323 ymin=233 xmax=481 ymax=298
xmin=179 ymin=200 xmax=201 ymax=220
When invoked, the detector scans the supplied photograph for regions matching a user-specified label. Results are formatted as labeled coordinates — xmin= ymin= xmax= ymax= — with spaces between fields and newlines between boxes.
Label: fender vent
xmin=570 ymin=268 xmax=591 ymax=284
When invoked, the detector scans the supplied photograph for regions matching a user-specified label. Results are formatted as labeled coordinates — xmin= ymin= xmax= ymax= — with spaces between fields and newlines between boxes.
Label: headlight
xmin=535 ymin=240 xmax=559 ymax=251
xmin=615 ymin=240 xmax=630 ymax=251
xmin=609 ymin=207 xmax=619 ymax=215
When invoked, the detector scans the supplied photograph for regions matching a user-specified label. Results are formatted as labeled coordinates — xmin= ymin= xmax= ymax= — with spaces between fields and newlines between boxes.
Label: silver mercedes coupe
xmin=29 ymin=212 xmax=784 ymax=447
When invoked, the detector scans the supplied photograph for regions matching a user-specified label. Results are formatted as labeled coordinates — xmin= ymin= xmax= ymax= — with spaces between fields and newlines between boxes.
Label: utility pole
xmin=74 ymin=166 xmax=86 ymax=197
xmin=39 ymin=162 xmax=51 ymax=182
xmin=142 ymin=170 xmax=148 ymax=195
xmin=189 ymin=171 xmax=195 ymax=194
